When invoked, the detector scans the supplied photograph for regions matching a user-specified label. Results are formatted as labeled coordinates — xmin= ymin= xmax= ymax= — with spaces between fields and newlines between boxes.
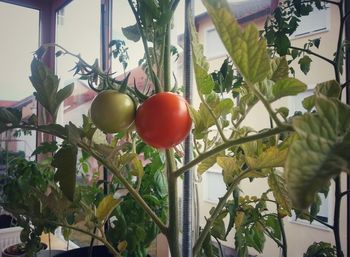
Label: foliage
xmin=0 ymin=0 xmax=349 ymax=257
xmin=304 ymin=242 xmax=337 ymax=257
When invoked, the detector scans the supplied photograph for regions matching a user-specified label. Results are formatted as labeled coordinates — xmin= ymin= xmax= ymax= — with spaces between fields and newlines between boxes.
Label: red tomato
xmin=135 ymin=92 xmax=192 ymax=149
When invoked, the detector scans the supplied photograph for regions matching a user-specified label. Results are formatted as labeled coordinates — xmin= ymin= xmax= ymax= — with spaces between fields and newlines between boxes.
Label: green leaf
xmin=217 ymin=156 xmax=240 ymax=185
xmin=271 ymin=78 xmax=307 ymax=101
xmin=130 ymin=157 xmax=144 ymax=177
xmin=268 ymin=170 xmax=292 ymax=215
xmin=202 ymin=0 xmax=270 ymax=84
xmin=211 ymin=215 xmax=227 ymax=240
xmin=298 ymin=55 xmax=312 ymax=75
xmin=276 ymin=107 xmax=289 ymax=119
xmin=0 ymin=107 xmax=22 ymax=125
xmin=309 ymin=194 xmax=321 ymax=223
xmin=286 ymin=96 xmax=350 ymax=209
xmin=315 ymin=80 xmax=341 ymax=98
xmin=246 ymin=146 xmax=288 ymax=170
xmin=302 ymin=95 xmax=315 ymax=112
xmin=197 ymin=153 xmax=222 ymax=175
xmin=189 ymin=16 xmax=215 ymax=95
xmin=304 ymin=242 xmax=337 ymax=257
xmin=32 ymin=141 xmax=58 ymax=156
xmin=66 ymin=122 xmax=83 ymax=145
xmin=96 ymin=194 xmax=122 ymax=223
xmin=122 ymin=23 xmax=141 ymax=42
xmin=52 ymin=144 xmax=77 ymax=201
xmin=154 ymin=170 xmax=168 ymax=198
xmin=265 ymin=215 xmax=281 ymax=240
xmin=214 ymin=98 xmax=234 ymax=116
xmin=269 ymin=57 xmax=289 ymax=82
xmin=56 ymin=83 xmax=74 ymax=108
xmin=275 ymin=33 xmax=291 ymax=56
xmin=39 ymin=124 xmax=66 ymax=137
xmin=119 ymin=153 xmax=138 ymax=166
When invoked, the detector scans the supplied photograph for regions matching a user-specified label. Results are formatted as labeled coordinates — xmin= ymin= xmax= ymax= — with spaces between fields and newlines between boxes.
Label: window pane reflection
xmin=0 ymin=3 xmax=39 ymax=166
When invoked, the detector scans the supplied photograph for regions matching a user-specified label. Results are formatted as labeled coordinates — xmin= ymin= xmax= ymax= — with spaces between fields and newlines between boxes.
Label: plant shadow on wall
xmin=0 ymin=0 xmax=349 ymax=257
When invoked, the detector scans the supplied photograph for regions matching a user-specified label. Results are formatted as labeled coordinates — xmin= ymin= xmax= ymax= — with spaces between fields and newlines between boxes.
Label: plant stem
xmin=249 ymin=85 xmax=283 ymax=127
xmin=127 ymin=0 xmax=161 ymax=92
xmin=334 ymin=3 xmax=345 ymax=83
xmin=288 ymin=46 xmax=336 ymax=66
xmin=87 ymin=150 xmax=168 ymax=234
xmin=174 ymin=126 xmax=292 ymax=177
xmin=165 ymin=149 xmax=180 ymax=257
xmin=164 ymin=23 xmax=172 ymax=92
xmin=277 ymin=205 xmax=287 ymax=257
xmin=334 ymin=176 xmax=344 ymax=257
xmin=193 ymin=173 xmax=247 ymax=256
xmin=198 ymin=93 xmax=228 ymax=141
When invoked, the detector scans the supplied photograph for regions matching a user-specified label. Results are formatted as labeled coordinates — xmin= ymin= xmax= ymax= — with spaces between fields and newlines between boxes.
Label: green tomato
xmin=90 ymin=90 xmax=136 ymax=133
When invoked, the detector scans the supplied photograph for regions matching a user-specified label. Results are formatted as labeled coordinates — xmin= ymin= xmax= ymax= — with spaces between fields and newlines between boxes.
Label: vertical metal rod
xmin=345 ymin=0 xmax=350 ymax=256
xmin=100 ymin=0 xmax=112 ymax=231
xmin=182 ymin=1 xmax=194 ymax=257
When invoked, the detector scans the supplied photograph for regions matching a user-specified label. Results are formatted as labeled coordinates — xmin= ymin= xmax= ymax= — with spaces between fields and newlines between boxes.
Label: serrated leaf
xmin=154 ymin=170 xmax=168 ymax=198
xmin=189 ymin=16 xmax=215 ymax=95
xmin=302 ymin=95 xmax=315 ymax=112
xmin=66 ymin=122 xmax=83 ymax=145
xmin=52 ymin=144 xmax=77 ymax=201
xmin=119 ymin=153 xmax=138 ymax=166
xmin=268 ymin=170 xmax=291 ymax=214
xmin=130 ymin=157 xmax=144 ymax=177
xmin=271 ymin=78 xmax=307 ymax=102
xmin=202 ymin=0 xmax=270 ymax=84
xmin=298 ymin=55 xmax=312 ymax=75
xmin=270 ymin=57 xmax=289 ymax=82
xmin=32 ymin=141 xmax=58 ymax=156
xmin=96 ymin=194 xmax=122 ymax=223
xmin=0 ymin=107 xmax=22 ymax=125
xmin=197 ymin=153 xmax=222 ymax=175
xmin=30 ymin=58 xmax=60 ymax=118
xmin=187 ymin=104 xmax=201 ymax=128
xmin=315 ymin=80 xmax=341 ymax=98
xmin=217 ymin=156 xmax=240 ymax=185
xmin=214 ymin=98 xmax=234 ymax=116
xmin=39 ymin=124 xmax=66 ymax=137
xmin=235 ymin=211 xmax=245 ymax=230
xmin=286 ymin=96 xmax=350 ymax=209
xmin=275 ymin=33 xmax=291 ymax=56
xmin=122 ymin=23 xmax=141 ymax=42
xmin=246 ymin=146 xmax=288 ymax=170
xmin=57 ymin=83 xmax=74 ymax=107
xmin=276 ymin=107 xmax=289 ymax=118
xmin=309 ymin=194 xmax=321 ymax=222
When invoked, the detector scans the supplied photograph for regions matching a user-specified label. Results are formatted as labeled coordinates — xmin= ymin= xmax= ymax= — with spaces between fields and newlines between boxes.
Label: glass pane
xmin=0 ymin=3 xmax=39 ymax=169
xmin=55 ymin=0 xmax=101 ymax=247
xmin=111 ymin=2 xmax=145 ymax=84
xmin=56 ymin=0 xmax=101 ymax=127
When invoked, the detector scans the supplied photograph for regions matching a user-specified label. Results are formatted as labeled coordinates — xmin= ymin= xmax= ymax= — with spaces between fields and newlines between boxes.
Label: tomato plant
xmin=135 ymin=92 xmax=192 ymax=149
xmin=90 ymin=90 xmax=136 ymax=133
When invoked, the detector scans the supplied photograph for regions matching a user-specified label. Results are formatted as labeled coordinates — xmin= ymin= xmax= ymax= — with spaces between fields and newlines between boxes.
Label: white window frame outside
xmin=204 ymin=26 xmax=227 ymax=60
xmin=290 ymin=5 xmax=331 ymax=39
xmin=203 ymin=166 xmax=227 ymax=204
xmin=287 ymin=85 xmax=334 ymax=230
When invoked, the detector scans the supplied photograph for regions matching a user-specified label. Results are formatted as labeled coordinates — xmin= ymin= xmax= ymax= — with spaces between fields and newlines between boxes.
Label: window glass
xmin=0 ymin=3 xmax=39 ymax=167
xmin=204 ymin=169 xmax=227 ymax=203
xmin=55 ymin=0 xmax=101 ymax=247
xmin=292 ymin=6 xmax=330 ymax=38
xmin=205 ymin=28 xmax=226 ymax=59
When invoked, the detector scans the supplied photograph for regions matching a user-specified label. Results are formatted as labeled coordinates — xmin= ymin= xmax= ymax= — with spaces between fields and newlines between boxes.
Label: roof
xmin=195 ymin=0 xmax=279 ymax=24
xmin=0 ymin=100 xmax=17 ymax=107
